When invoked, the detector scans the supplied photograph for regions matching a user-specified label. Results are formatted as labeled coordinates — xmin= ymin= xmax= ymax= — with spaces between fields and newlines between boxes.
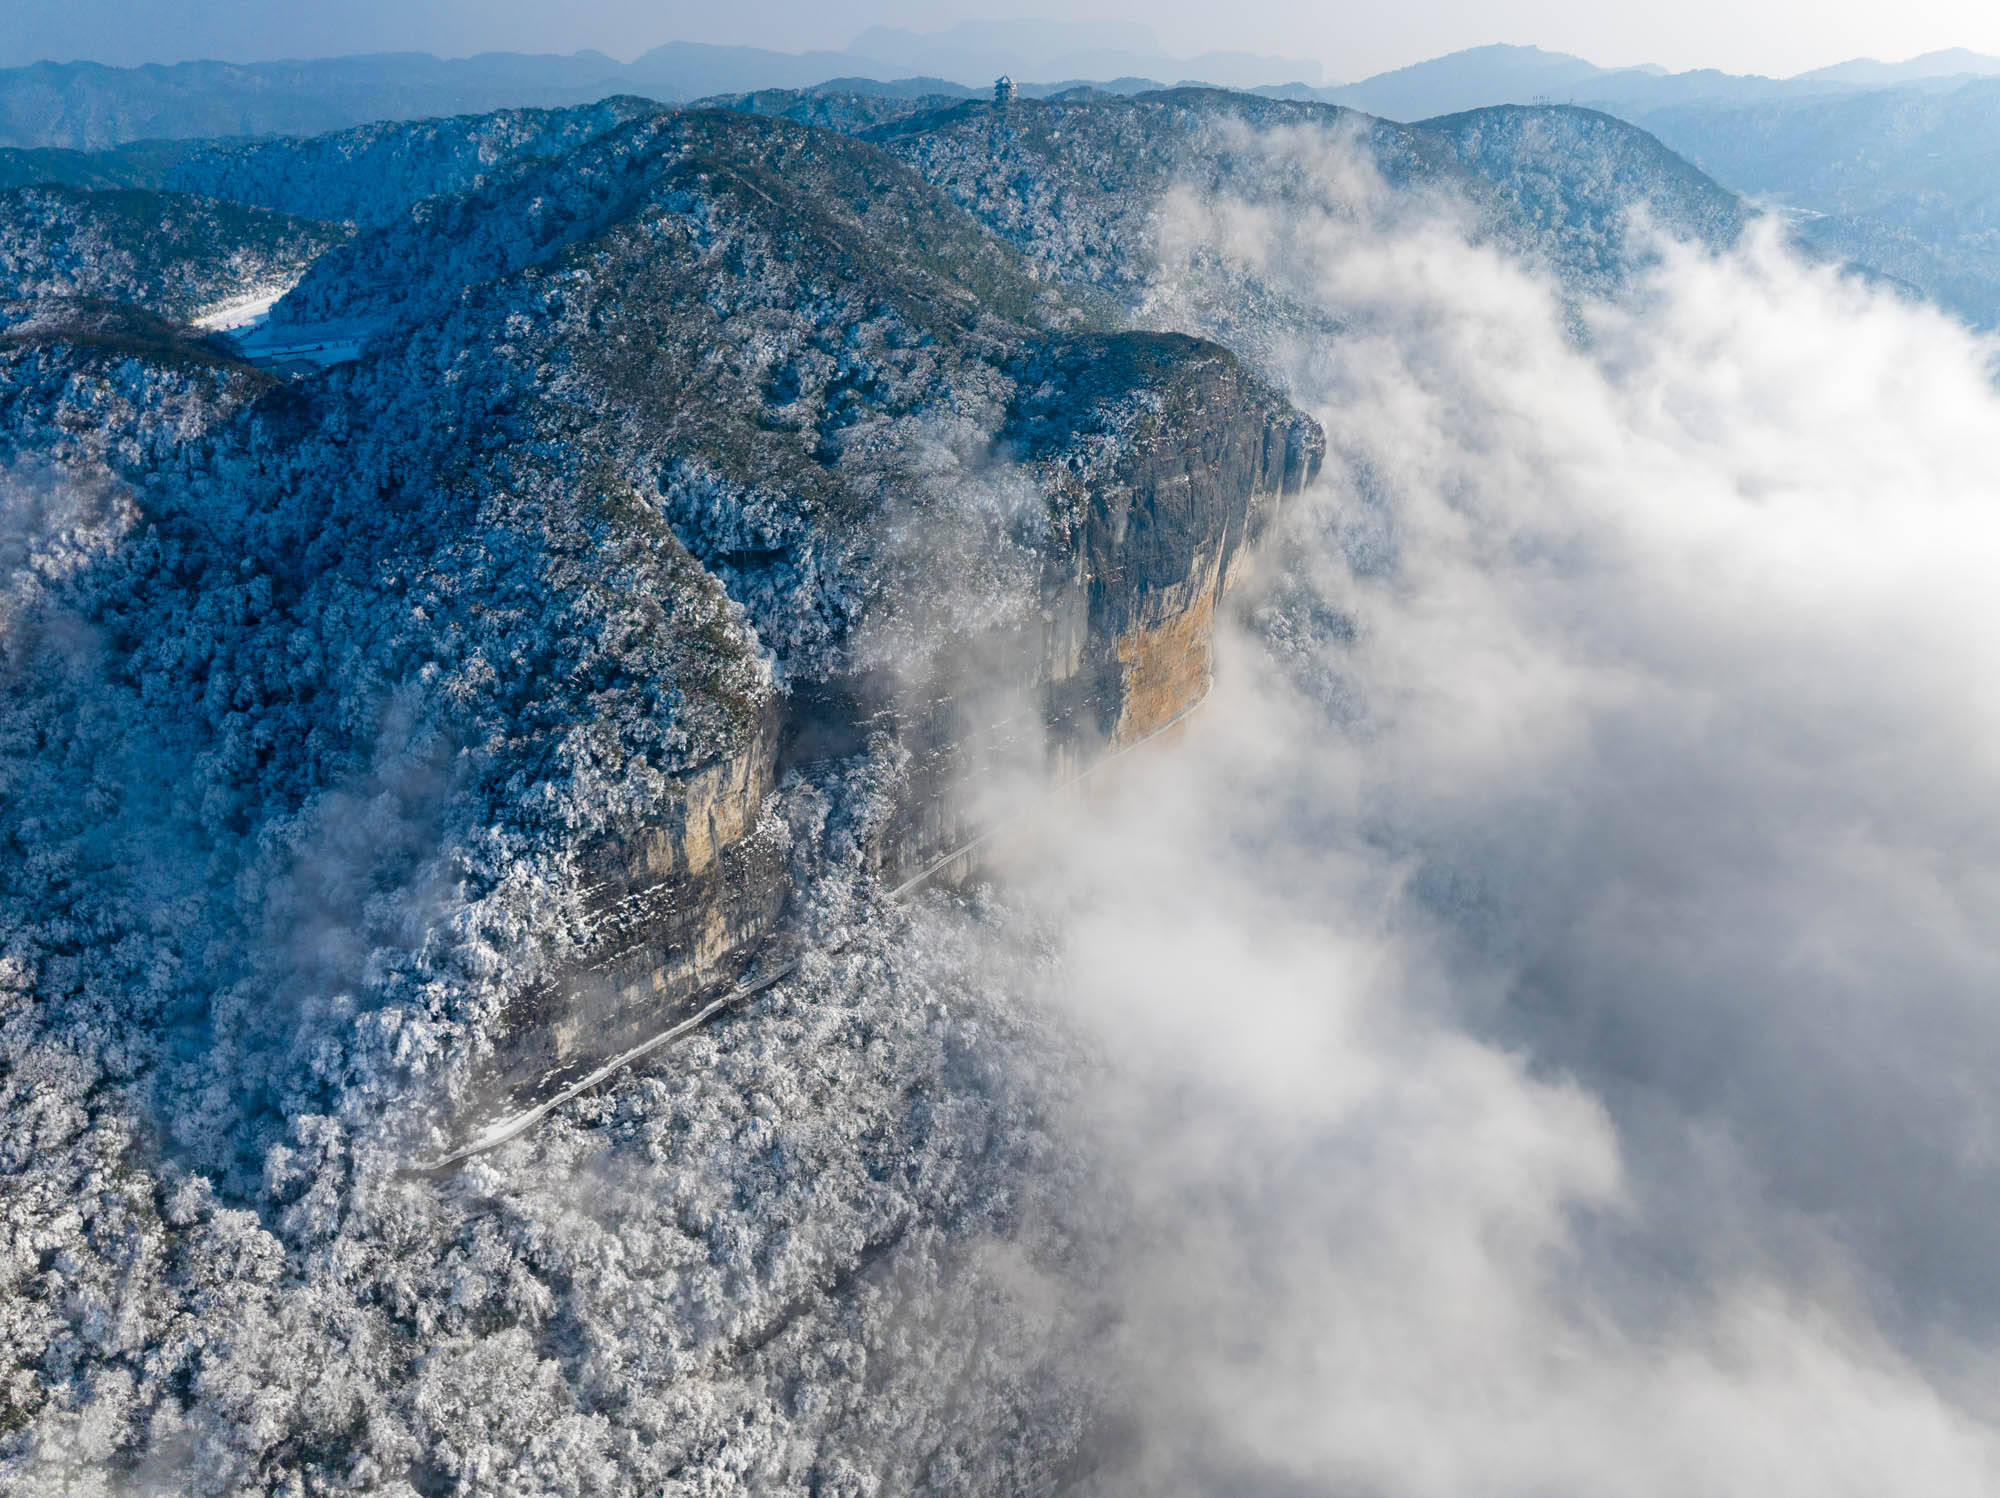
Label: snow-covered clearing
xmin=191 ymin=283 xmax=293 ymax=331
xmin=225 ymin=316 xmax=368 ymax=369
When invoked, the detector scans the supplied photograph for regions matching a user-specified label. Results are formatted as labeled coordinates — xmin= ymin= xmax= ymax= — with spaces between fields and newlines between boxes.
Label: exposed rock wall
xmin=488 ymin=708 xmax=788 ymax=1095
xmin=820 ymin=336 xmax=1323 ymax=911
xmin=484 ymin=332 xmax=1323 ymax=1108
xmin=1041 ymin=333 xmax=1323 ymax=747
xmin=481 ymin=340 xmax=1321 ymax=1111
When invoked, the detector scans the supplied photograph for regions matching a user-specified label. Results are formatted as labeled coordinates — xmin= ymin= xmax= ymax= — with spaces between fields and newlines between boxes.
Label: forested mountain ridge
xmin=0 ymin=53 xmax=652 ymax=151
xmin=3 ymin=34 xmax=1999 ymax=332
xmin=813 ymin=90 xmax=1744 ymax=299
xmin=0 ymin=185 xmax=346 ymax=318
xmin=0 ymin=98 xmax=1330 ymax=1491
xmin=0 ymin=87 xmax=1808 ymax=1495
xmin=0 ymin=98 xmax=666 ymax=224
xmin=0 ymin=89 xmax=1750 ymax=282
xmin=1410 ymin=105 xmax=1745 ymax=279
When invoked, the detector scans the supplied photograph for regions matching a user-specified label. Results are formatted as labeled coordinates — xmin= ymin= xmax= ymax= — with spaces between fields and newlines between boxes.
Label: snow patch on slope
xmin=191 ymin=281 xmax=294 ymax=332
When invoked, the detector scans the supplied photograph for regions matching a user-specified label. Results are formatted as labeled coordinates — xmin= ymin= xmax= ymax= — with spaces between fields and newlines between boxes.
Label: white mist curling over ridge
xmin=1004 ymin=143 xmax=2000 ymax=1494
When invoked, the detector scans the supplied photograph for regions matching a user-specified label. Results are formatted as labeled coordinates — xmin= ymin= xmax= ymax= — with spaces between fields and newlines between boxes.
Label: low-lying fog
xmin=1000 ymin=134 xmax=2000 ymax=1494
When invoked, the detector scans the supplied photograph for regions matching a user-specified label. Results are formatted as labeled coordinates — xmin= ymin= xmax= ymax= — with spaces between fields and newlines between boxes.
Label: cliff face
xmin=838 ymin=332 xmax=1324 ymax=893
xmin=493 ymin=332 xmax=1323 ymax=1101
xmin=870 ymin=332 xmax=1323 ymax=886
xmin=493 ymin=709 xmax=790 ymax=1095
xmin=1030 ymin=333 xmax=1322 ymax=746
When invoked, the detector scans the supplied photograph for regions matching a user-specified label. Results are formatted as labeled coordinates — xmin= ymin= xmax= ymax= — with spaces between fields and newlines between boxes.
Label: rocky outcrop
xmin=1028 ymin=333 xmax=1322 ymax=746
xmin=489 ymin=707 xmax=790 ymax=1096
xmin=485 ymin=331 xmax=1322 ymax=1105
xmin=847 ymin=339 xmax=1322 ymax=909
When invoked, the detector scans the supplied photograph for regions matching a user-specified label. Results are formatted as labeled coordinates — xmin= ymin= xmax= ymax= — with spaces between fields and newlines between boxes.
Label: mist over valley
xmin=2 ymin=11 xmax=1999 ymax=1495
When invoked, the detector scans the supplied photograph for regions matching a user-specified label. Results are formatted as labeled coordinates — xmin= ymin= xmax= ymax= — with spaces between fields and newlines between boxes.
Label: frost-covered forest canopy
xmin=5 ymin=75 xmax=2000 ymax=1498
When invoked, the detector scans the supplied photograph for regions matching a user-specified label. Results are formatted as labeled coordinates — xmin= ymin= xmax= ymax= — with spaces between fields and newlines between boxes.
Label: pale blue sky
xmin=5 ymin=0 xmax=2000 ymax=80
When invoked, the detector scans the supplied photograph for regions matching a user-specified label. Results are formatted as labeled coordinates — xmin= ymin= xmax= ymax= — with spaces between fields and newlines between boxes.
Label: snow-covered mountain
xmin=0 ymin=84 xmax=1930 ymax=1496
xmin=1796 ymin=48 xmax=2000 ymax=86
xmin=0 ymin=93 xmax=1336 ymax=1491
xmin=0 ymin=185 xmax=344 ymax=317
xmin=5 ymin=33 xmax=2000 ymax=329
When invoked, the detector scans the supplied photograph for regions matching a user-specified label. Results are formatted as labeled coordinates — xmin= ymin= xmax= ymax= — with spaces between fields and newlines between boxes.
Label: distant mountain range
xmin=5 ymin=31 xmax=2000 ymax=327
xmin=844 ymin=19 xmax=1318 ymax=91
xmin=8 ymin=35 xmax=2000 ymax=151
xmin=0 ymin=22 xmax=1324 ymax=151
xmin=1797 ymin=48 xmax=2000 ymax=86
xmin=1280 ymin=42 xmax=2000 ymax=120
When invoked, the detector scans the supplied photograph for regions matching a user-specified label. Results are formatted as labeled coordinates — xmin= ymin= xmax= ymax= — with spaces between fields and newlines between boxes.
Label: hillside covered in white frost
xmin=11 ymin=81 xmax=1988 ymax=1498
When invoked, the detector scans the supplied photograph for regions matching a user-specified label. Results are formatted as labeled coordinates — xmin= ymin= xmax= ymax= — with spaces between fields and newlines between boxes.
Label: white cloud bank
xmin=997 ymin=144 xmax=2000 ymax=1495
